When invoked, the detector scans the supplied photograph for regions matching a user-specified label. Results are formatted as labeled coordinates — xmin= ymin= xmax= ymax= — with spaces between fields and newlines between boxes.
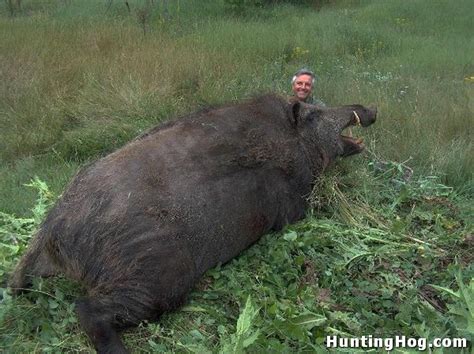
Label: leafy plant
xmin=430 ymin=268 xmax=474 ymax=342
xmin=0 ymin=177 xmax=55 ymax=280
xmin=1 ymin=162 xmax=472 ymax=352
xmin=219 ymin=296 xmax=261 ymax=353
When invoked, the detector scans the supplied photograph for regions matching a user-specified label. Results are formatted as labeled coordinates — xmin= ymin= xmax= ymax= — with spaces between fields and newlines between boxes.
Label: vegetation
xmin=0 ymin=0 xmax=473 ymax=352
xmin=1 ymin=162 xmax=473 ymax=352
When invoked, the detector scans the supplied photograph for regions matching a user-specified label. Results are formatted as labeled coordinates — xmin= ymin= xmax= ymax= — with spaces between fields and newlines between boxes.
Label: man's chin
xmin=298 ymin=94 xmax=309 ymax=101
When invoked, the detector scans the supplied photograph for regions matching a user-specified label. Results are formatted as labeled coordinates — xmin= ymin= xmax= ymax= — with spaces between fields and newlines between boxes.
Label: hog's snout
xmin=361 ymin=107 xmax=377 ymax=127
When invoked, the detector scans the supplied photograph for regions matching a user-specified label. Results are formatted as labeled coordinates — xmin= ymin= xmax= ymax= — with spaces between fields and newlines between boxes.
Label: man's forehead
xmin=295 ymin=74 xmax=313 ymax=83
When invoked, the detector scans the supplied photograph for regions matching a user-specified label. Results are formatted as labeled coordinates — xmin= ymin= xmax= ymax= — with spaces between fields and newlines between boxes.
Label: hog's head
xmin=288 ymin=100 xmax=377 ymax=166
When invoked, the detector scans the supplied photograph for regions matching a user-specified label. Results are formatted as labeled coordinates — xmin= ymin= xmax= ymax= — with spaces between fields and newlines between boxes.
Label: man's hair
xmin=291 ymin=68 xmax=315 ymax=85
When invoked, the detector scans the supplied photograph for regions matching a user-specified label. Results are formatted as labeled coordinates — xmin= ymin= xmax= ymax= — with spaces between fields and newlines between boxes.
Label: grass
xmin=0 ymin=0 xmax=472 ymax=216
xmin=1 ymin=162 xmax=473 ymax=352
xmin=0 ymin=0 xmax=473 ymax=352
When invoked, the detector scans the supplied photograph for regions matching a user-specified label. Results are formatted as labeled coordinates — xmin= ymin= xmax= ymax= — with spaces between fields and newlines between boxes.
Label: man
xmin=291 ymin=68 xmax=326 ymax=107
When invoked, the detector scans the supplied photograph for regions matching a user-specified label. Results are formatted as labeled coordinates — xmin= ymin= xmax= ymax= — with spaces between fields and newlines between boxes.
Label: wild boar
xmin=10 ymin=94 xmax=376 ymax=353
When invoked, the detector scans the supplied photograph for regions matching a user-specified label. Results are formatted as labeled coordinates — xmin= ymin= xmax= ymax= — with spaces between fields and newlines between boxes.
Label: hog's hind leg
xmin=76 ymin=295 xmax=131 ymax=354
xmin=75 ymin=242 xmax=196 ymax=353
xmin=76 ymin=285 xmax=191 ymax=354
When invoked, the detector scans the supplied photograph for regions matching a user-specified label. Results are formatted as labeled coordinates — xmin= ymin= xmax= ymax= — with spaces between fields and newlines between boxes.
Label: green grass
xmin=0 ymin=0 xmax=473 ymax=352
xmin=1 ymin=162 xmax=473 ymax=352
xmin=1 ymin=0 xmax=472 ymax=216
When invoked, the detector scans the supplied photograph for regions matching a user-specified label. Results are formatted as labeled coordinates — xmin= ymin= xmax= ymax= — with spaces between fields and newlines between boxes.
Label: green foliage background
xmin=0 ymin=0 xmax=473 ymax=352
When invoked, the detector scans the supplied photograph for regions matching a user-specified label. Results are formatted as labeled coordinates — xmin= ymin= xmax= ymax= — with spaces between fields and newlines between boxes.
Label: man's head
xmin=291 ymin=68 xmax=315 ymax=102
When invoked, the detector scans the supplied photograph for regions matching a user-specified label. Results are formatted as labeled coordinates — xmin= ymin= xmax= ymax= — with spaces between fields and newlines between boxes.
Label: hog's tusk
xmin=353 ymin=111 xmax=361 ymax=126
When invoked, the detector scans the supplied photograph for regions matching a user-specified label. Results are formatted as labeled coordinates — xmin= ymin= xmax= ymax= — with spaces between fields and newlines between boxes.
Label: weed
xmin=1 ymin=163 xmax=472 ymax=351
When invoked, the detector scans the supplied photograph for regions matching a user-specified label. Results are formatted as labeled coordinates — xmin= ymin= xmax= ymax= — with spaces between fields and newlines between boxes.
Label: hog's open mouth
xmin=341 ymin=111 xmax=365 ymax=156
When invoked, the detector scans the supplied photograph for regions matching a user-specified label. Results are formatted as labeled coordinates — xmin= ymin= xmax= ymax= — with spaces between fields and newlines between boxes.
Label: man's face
xmin=292 ymin=74 xmax=313 ymax=101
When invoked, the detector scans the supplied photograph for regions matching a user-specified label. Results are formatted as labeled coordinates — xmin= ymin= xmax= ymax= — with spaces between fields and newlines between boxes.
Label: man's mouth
xmin=297 ymin=90 xmax=308 ymax=98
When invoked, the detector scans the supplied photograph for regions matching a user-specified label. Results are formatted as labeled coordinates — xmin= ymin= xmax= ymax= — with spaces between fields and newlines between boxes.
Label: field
xmin=0 ymin=0 xmax=473 ymax=352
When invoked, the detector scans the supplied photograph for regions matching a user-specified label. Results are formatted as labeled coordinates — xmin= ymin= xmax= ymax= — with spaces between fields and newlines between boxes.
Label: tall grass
xmin=0 ymin=0 xmax=473 ymax=215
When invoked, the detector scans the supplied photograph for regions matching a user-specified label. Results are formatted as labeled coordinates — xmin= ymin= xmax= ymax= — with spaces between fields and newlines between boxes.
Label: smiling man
xmin=291 ymin=68 xmax=326 ymax=107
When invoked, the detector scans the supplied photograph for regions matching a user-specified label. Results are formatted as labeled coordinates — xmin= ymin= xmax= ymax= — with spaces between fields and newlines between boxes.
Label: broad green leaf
xmin=242 ymin=329 xmax=260 ymax=348
xmin=291 ymin=313 xmax=327 ymax=329
xmin=429 ymin=284 xmax=460 ymax=299
xmin=48 ymin=300 xmax=59 ymax=309
xmin=283 ymin=231 xmax=297 ymax=241
xmin=236 ymin=296 xmax=259 ymax=336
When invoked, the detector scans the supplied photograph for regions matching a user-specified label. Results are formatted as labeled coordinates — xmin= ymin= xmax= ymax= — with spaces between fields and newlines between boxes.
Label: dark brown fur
xmin=10 ymin=94 xmax=376 ymax=353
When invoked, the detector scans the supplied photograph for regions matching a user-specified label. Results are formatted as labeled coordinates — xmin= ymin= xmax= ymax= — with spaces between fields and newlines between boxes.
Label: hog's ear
xmin=289 ymin=100 xmax=302 ymax=128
